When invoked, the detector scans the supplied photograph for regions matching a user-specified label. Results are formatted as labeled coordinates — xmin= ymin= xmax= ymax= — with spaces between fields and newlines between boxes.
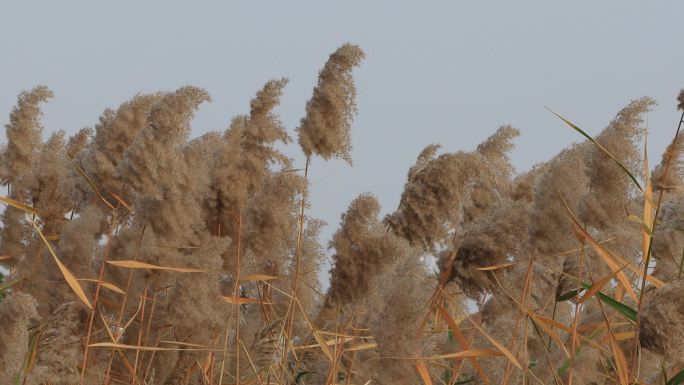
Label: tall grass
xmin=1 ymin=44 xmax=684 ymax=385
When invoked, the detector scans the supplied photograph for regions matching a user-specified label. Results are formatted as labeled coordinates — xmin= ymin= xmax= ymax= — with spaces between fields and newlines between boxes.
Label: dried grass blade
xmin=239 ymin=274 xmax=279 ymax=282
xmin=0 ymin=196 xmax=39 ymax=215
xmin=221 ymin=295 xmax=274 ymax=305
xmin=77 ymin=279 xmax=126 ymax=295
xmin=610 ymin=333 xmax=630 ymax=385
xmin=468 ymin=319 xmax=522 ymax=369
xmin=295 ymin=299 xmax=334 ymax=362
xmin=72 ymin=161 xmax=116 ymax=210
xmin=530 ymin=315 xmax=570 ymax=358
xmin=30 ymin=219 xmax=92 ymax=309
xmin=106 ymin=260 xmax=210 ymax=273
xmin=299 ymin=336 xmax=356 ymax=349
xmin=603 ymin=331 xmax=636 ymax=342
xmin=534 ymin=316 xmax=572 ymax=334
xmin=474 ymin=262 xmax=515 ymax=271
xmin=578 ymin=263 xmax=629 ymax=304
xmin=24 ymin=331 xmax=40 ymax=375
xmin=159 ymin=340 xmax=209 ymax=348
xmin=109 ymin=191 xmax=133 ymax=213
xmin=88 ymin=342 xmax=221 ymax=352
xmin=560 ymin=197 xmax=639 ymax=301
xmin=437 ymin=305 xmax=490 ymax=385
xmin=421 ymin=349 xmax=504 ymax=360
xmin=344 ymin=342 xmax=377 ymax=352
xmin=416 ymin=362 xmax=433 ymax=385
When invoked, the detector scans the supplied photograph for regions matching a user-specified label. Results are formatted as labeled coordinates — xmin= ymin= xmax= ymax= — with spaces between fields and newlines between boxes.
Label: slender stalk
xmin=219 ymin=212 xmax=242 ymax=385
xmin=568 ymin=239 xmax=587 ymax=385
xmin=292 ymin=155 xmax=310 ymax=300
xmin=234 ymin=213 xmax=242 ymax=385
xmin=502 ymin=253 xmax=535 ymax=385
xmin=280 ymin=155 xmax=310 ymax=383
xmin=131 ymin=282 xmax=148 ymax=381
xmin=80 ymin=206 xmax=119 ymax=385
xmin=104 ymin=226 xmax=146 ymax=385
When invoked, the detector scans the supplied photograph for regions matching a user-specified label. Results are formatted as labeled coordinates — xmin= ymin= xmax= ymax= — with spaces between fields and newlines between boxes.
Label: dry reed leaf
xmin=0 ymin=196 xmax=39 ymax=215
xmin=610 ymin=249 xmax=664 ymax=288
xmin=25 ymin=332 xmax=40 ymax=375
xmin=99 ymin=310 xmax=118 ymax=342
xmin=293 ymin=336 xmax=356 ymax=350
xmin=319 ymin=331 xmax=373 ymax=338
xmin=0 ymin=255 xmax=13 ymax=260
xmin=437 ymin=305 xmax=490 ymax=384
xmin=561 ymin=196 xmax=639 ymax=301
xmin=106 ymin=260 xmax=211 ymax=273
xmin=72 ymin=161 xmax=116 ymax=211
xmin=239 ymin=274 xmax=279 ymax=282
xmin=296 ymin=299 xmax=334 ymax=362
xmin=468 ymin=318 xmax=522 ymax=369
xmin=562 ymin=192 xmax=664 ymax=289
xmin=159 ymin=340 xmax=209 ymax=348
xmin=415 ymin=362 xmax=433 ymax=385
xmin=578 ymin=263 xmax=629 ymax=304
xmin=88 ymin=342 xmax=221 ymax=352
xmin=201 ymin=352 xmax=214 ymax=385
xmin=601 ymin=331 xmax=636 ymax=343
xmin=109 ymin=191 xmax=134 ymax=213
xmin=530 ymin=314 xmax=571 ymax=358
xmin=490 ymin=273 xmax=571 ymax=358
xmin=343 ymin=342 xmax=377 ymax=352
xmin=537 ymin=316 xmax=612 ymax=354
xmin=473 ymin=262 xmax=515 ymax=271
xmin=421 ymin=349 xmax=504 ymax=360
xmin=576 ymin=322 xmax=630 ymax=331
xmin=77 ymin=279 xmax=126 ymax=294
xmin=30 ymin=219 xmax=92 ymax=309
xmin=535 ymin=316 xmax=572 ymax=333
xmin=609 ymin=333 xmax=630 ymax=385
xmin=221 ymin=295 xmax=274 ymax=305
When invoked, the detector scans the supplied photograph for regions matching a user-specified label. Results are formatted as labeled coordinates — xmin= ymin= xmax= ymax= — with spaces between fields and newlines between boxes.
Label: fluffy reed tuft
xmin=297 ymin=43 xmax=365 ymax=163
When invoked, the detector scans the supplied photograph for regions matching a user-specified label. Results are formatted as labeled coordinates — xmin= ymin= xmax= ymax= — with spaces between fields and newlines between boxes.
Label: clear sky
xmin=1 ymin=1 xmax=683 ymax=283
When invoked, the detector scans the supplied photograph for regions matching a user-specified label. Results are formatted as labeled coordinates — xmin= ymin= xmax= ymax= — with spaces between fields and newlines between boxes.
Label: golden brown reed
xmin=1 ymin=47 xmax=684 ymax=385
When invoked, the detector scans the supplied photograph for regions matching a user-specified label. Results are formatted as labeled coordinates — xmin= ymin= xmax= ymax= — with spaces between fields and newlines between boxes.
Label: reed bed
xmin=1 ymin=43 xmax=684 ymax=385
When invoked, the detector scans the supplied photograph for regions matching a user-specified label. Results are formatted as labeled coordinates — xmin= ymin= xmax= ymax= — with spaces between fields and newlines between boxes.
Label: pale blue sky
xmin=2 ymin=1 xmax=683 ymax=281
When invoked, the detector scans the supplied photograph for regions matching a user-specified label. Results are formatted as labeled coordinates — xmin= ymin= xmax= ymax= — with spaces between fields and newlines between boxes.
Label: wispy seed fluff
xmin=442 ymin=198 xmax=531 ymax=297
xmin=640 ymin=279 xmax=684 ymax=362
xmin=120 ymin=86 xmax=210 ymax=243
xmin=206 ymin=79 xmax=292 ymax=236
xmin=24 ymin=301 xmax=90 ymax=385
xmin=652 ymin=90 xmax=684 ymax=190
xmin=83 ymin=93 xmax=162 ymax=196
xmin=327 ymin=193 xmax=410 ymax=305
xmin=385 ymin=126 xmax=518 ymax=251
xmin=297 ymin=43 xmax=365 ymax=163
xmin=66 ymin=127 xmax=91 ymax=159
xmin=0 ymin=292 xmax=38 ymax=385
xmin=580 ymin=97 xmax=652 ymax=229
xmin=2 ymin=86 xmax=53 ymax=186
